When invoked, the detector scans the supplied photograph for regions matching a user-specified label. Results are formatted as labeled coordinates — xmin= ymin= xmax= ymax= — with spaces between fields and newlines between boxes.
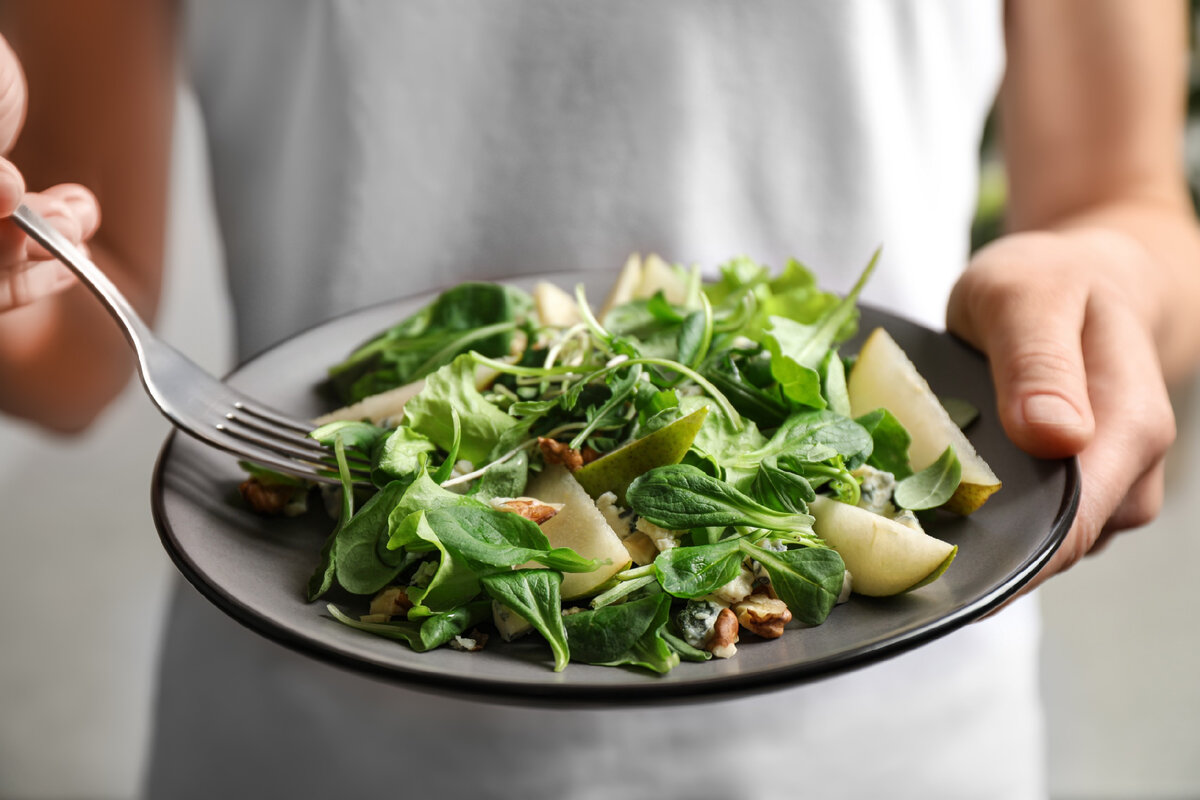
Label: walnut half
xmin=707 ymin=608 xmax=740 ymax=659
xmin=489 ymin=497 xmax=564 ymax=525
xmin=732 ymin=593 xmax=792 ymax=639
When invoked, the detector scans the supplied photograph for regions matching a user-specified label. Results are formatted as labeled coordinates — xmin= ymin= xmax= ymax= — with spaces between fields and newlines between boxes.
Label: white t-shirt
xmin=149 ymin=3 xmax=1046 ymax=797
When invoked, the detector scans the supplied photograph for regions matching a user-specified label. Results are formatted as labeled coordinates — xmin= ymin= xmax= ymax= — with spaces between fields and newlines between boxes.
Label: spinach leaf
xmin=940 ymin=397 xmax=980 ymax=430
xmin=388 ymin=512 xmax=482 ymax=611
xmin=310 ymin=420 xmax=391 ymax=453
xmin=855 ymin=408 xmax=913 ymax=479
xmin=307 ymin=437 xmax=353 ymax=602
xmin=325 ymin=601 xmax=490 ymax=652
xmin=482 ymin=570 xmax=570 ymax=672
xmin=430 ymin=408 xmax=462 ymax=484
xmin=751 ymin=460 xmax=815 ymax=514
xmin=404 ymin=354 xmax=517 ymax=464
xmin=373 ymin=427 xmax=438 ymax=484
xmin=739 ymin=540 xmax=845 ymax=626
xmin=661 ymin=630 xmax=712 ymax=662
xmin=563 ymin=593 xmax=679 ymax=674
xmin=419 ymin=505 xmax=598 ymax=573
xmin=820 ymin=349 xmax=851 ymax=417
xmin=331 ymin=481 xmax=412 ymax=595
xmin=626 ymin=464 xmax=819 ymax=543
xmin=893 ymin=445 xmax=961 ymax=510
xmin=653 ymin=538 xmax=745 ymax=599
xmin=471 ymin=449 xmax=529 ymax=502
xmin=327 ymin=282 xmax=530 ymax=404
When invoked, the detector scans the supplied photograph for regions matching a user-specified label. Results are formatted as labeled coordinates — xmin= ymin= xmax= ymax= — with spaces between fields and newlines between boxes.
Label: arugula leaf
xmin=740 ymin=409 xmax=873 ymax=470
xmin=739 ymin=541 xmax=845 ymax=625
xmin=327 ymin=282 xmax=530 ymax=403
xmin=404 ymin=354 xmax=517 ymax=464
xmin=653 ymin=538 xmax=745 ymax=599
xmin=759 ymin=249 xmax=879 ymax=408
xmin=482 ymin=570 xmax=571 ymax=672
xmin=310 ymin=420 xmax=391 ymax=454
xmin=893 ymin=445 xmax=961 ymax=510
xmin=563 ymin=593 xmax=678 ymax=674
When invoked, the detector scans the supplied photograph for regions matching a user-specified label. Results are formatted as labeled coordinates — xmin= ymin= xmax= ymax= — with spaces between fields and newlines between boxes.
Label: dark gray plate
xmin=152 ymin=271 xmax=1077 ymax=704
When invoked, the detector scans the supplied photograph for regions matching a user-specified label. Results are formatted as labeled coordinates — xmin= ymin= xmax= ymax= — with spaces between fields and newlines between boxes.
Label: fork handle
xmin=10 ymin=202 xmax=153 ymax=350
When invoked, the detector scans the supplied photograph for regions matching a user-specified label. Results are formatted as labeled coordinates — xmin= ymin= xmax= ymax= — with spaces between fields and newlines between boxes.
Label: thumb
xmin=948 ymin=270 xmax=1095 ymax=459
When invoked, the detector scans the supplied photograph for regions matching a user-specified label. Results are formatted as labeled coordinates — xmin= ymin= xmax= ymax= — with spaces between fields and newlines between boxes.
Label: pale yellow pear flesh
xmin=534 ymin=281 xmax=582 ymax=328
xmin=600 ymin=254 xmax=644 ymax=318
xmin=848 ymin=328 xmax=1001 ymax=514
xmin=524 ymin=464 xmax=632 ymax=599
xmin=637 ymin=254 xmax=689 ymax=305
xmin=809 ymin=497 xmax=957 ymax=596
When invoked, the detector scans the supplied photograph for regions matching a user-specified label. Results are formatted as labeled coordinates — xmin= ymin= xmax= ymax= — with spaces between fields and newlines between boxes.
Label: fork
xmin=11 ymin=202 xmax=372 ymax=486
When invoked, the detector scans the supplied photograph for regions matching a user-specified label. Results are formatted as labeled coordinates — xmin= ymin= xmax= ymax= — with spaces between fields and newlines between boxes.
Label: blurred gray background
xmin=1 ymin=81 xmax=1199 ymax=799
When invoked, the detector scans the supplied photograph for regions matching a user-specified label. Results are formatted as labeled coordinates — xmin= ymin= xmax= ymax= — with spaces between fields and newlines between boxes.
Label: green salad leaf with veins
xmin=241 ymin=250 xmax=981 ymax=673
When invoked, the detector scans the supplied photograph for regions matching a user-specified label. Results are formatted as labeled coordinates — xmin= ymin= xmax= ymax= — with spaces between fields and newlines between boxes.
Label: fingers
xmin=1028 ymin=298 xmax=1173 ymax=588
xmin=0 ymin=35 xmax=27 ymax=155
xmin=0 ymin=158 xmax=24 ymax=215
xmin=948 ymin=235 xmax=1096 ymax=459
xmin=0 ymin=184 xmax=101 ymax=313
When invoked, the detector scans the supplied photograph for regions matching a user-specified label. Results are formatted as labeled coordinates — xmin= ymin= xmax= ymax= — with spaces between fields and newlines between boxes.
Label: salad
xmin=239 ymin=253 xmax=1001 ymax=673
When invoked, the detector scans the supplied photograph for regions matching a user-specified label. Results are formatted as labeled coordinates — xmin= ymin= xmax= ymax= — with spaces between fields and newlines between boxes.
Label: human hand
xmin=947 ymin=229 xmax=1176 ymax=591
xmin=0 ymin=34 xmax=100 ymax=313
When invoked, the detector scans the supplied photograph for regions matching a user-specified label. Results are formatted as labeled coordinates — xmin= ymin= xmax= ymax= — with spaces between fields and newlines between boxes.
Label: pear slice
xmin=848 ymin=328 xmax=1001 ymax=514
xmin=534 ymin=281 xmax=582 ymax=328
xmin=809 ymin=496 xmax=957 ymax=596
xmin=600 ymin=253 xmax=644 ymax=318
xmin=573 ymin=406 xmax=709 ymax=505
xmin=524 ymin=464 xmax=632 ymax=599
xmin=637 ymin=254 xmax=689 ymax=304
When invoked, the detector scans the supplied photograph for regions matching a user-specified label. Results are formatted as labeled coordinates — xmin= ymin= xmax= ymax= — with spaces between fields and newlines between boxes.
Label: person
xmin=1 ymin=1 xmax=1195 ymax=797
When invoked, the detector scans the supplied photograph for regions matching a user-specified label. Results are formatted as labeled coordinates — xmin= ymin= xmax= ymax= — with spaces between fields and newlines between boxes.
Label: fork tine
xmin=232 ymin=400 xmax=315 ymax=434
xmin=202 ymin=436 xmax=371 ymax=487
xmin=222 ymin=407 xmax=372 ymax=468
xmin=216 ymin=421 xmax=374 ymax=473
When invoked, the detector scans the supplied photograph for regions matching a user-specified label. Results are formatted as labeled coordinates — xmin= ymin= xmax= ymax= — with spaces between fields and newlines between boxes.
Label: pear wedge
xmin=848 ymin=328 xmax=1001 ymax=514
xmin=534 ymin=281 xmax=582 ymax=328
xmin=809 ymin=496 xmax=956 ymax=596
xmin=638 ymin=254 xmax=689 ymax=304
xmin=600 ymin=253 xmax=644 ymax=318
xmin=573 ymin=407 xmax=709 ymax=505
xmin=524 ymin=465 xmax=632 ymax=599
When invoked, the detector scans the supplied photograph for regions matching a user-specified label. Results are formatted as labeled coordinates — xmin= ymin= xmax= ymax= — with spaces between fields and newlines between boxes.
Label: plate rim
xmin=150 ymin=273 xmax=1079 ymax=705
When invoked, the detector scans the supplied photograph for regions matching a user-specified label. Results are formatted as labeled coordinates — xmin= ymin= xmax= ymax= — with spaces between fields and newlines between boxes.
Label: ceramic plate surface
xmin=153 ymin=271 xmax=1077 ymax=704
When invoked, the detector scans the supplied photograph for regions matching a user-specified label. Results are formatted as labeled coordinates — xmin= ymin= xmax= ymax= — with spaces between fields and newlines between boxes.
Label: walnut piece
xmin=732 ymin=593 xmax=792 ymax=639
xmin=238 ymin=478 xmax=297 ymax=515
xmin=369 ymin=586 xmax=413 ymax=619
xmin=490 ymin=497 xmax=564 ymax=525
xmin=538 ymin=437 xmax=585 ymax=471
xmin=707 ymin=607 xmax=740 ymax=659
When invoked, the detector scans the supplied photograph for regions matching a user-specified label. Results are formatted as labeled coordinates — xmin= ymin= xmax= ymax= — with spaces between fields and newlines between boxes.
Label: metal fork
xmin=11 ymin=203 xmax=372 ymax=486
